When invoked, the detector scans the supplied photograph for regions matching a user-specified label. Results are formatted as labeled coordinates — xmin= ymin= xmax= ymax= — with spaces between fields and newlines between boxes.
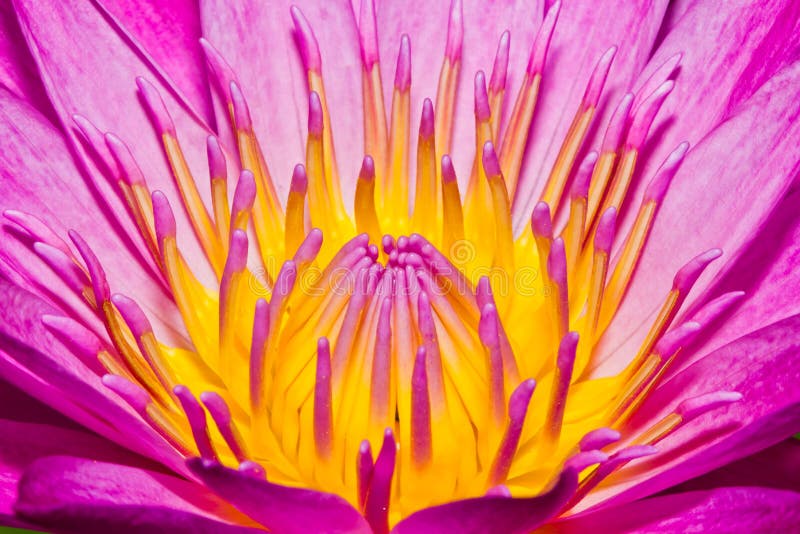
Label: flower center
xmin=7 ymin=0 xmax=743 ymax=529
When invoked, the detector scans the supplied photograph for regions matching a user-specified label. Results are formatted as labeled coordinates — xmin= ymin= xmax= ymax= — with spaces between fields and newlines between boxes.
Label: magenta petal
xmin=0 ymin=4 xmax=54 ymax=121
xmin=15 ymin=456 xmax=257 ymax=532
xmin=96 ymin=0 xmax=214 ymax=125
xmin=201 ymin=0 xmax=362 ymax=201
xmin=556 ymin=486 xmax=800 ymax=532
xmin=391 ymin=468 xmax=578 ymax=534
xmin=0 ymin=419 xmax=147 ymax=516
xmin=187 ymin=458 xmax=371 ymax=533
xmin=595 ymin=61 xmax=800 ymax=375
xmin=581 ymin=313 xmax=800 ymax=511
xmin=668 ymin=438 xmax=800 ymax=494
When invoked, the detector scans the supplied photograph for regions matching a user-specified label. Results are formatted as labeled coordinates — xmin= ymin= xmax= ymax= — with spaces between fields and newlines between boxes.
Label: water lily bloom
xmin=1 ymin=0 xmax=800 ymax=532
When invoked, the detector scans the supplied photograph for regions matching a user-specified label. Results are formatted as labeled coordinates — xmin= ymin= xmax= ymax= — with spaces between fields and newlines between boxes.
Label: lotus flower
xmin=0 ymin=0 xmax=799 ymax=532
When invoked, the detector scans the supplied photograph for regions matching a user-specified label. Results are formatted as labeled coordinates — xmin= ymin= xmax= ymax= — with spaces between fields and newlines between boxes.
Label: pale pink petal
xmin=0 ymin=88 xmax=182 ymax=342
xmin=13 ymin=0 xmax=222 ymax=286
xmin=595 ymin=60 xmax=800 ymax=375
xmin=614 ymin=0 xmax=800 ymax=257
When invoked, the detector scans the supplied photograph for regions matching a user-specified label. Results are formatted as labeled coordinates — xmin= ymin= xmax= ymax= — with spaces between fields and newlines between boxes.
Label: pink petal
xmin=580 ymin=313 xmax=800 ymax=512
xmin=595 ymin=60 xmax=800 ymax=375
xmin=556 ymin=487 xmax=800 ymax=532
xmin=677 ymin=185 xmax=800 ymax=372
xmin=391 ymin=467 xmax=578 ymax=534
xmin=612 ymin=0 xmax=800 ymax=251
xmin=200 ymin=0 xmax=363 ymax=202
xmin=188 ymin=458 xmax=372 ymax=533
xmin=15 ymin=456 xmax=256 ymax=532
xmin=0 ymin=88 xmax=182 ymax=343
xmin=12 ymin=0 xmax=220 ymax=286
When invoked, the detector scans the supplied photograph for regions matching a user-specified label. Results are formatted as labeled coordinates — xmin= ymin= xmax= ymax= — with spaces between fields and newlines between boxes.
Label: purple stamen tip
xmin=420 ymin=98 xmax=435 ymax=138
xmin=602 ymin=93 xmax=635 ymax=152
xmin=360 ymin=155 xmax=376 ymax=182
xmin=229 ymin=81 xmax=254 ymax=132
xmin=547 ymin=237 xmax=568 ymax=286
xmin=475 ymin=276 xmax=493 ymax=309
xmin=102 ymin=374 xmax=150 ymax=413
xmin=645 ymin=141 xmax=690 ymax=203
xmin=358 ymin=0 xmax=379 ymax=69
xmin=565 ymin=450 xmax=608 ymax=473
xmin=394 ymin=34 xmax=411 ymax=91
xmin=200 ymin=38 xmax=238 ymax=91
xmin=481 ymin=141 xmax=502 ymax=177
xmin=382 ymin=235 xmax=395 ymax=255
xmin=238 ymin=461 xmax=266 ymax=479
xmin=676 ymin=391 xmax=742 ymax=421
xmin=441 ymin=155 xmax=457 ymax=183
xmin=571 ymin=151 xmax=598 ymax=199
xmin=34 ymin=243 xmax=86 ymax=293
xmin=557 ymin=332 xmax=579 ymax=371
xmin=232 ymin=170 xmax=257 ymax=214
xmin=445 ymin=0 xmax=464 ymax=62
xmin=478 ymin=303 xmax=500 ymax=346
xmin=672 ymin=247 xmax=722 ymax=293
xmin=582 ymin=45 xmax=618 ymax=108
xmin=486 ymin=485 xmax=512 ymax=498
xmin=527 ymin=0 xmax=560 ymax=75
xmin=290 ymin=6 xmax=322 ymax=73
xmin=104 ymin=133 xmax=145 ymax=186
xmin=489 ymin=30 xmax=510 ymax=92
xmin=474 ymin=71 xmax=491 ymax=121
xmin=151 ymin=190 xmax=176 ymax=240
xmin=308 ymin=91 xmax=324 ymax=136
xmin=627 ymin=80 xmax=675 ymax=149
xmin=579 ymin=427 xmax=621 ymax=451
xmin=594 ymin=207 xmax=617 ymax=253
xmin=111 ymin=293 xmax=152 ymax=336
xmin=617 ymin=445 xmax=659 ymax=462
xmin=206 ymin=136 xmax=227 ymax=181
xmin=508 ymin=378 xmax=536 ymax=420
xmin=135 ymin=77 xmax=176 ymax=136
xmin=291 ymin=164 xmax=308 ymax=193
xmin=530 ymin=201 xmax=553 ymax=238
xmin=653 ymin=321 xmax=701 ymax=357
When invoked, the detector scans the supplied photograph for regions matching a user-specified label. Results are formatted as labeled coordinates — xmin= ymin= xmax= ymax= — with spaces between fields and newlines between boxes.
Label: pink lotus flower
xmin=0 ymin=0 xmax=799 ymax=532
